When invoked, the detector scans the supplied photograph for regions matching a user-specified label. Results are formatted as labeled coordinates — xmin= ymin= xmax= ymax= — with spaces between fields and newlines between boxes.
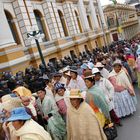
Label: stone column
xmin=89 ymin=0 xmax=99 ymax=30
xmin=0 ymin=1 xmax=15 ymax=47
xmin=62 ymin=1 xmax=79 ymax=35
xmin=12 ymin=0 xmax=39 ymax=47
xmin=78 ymin=0 xmax=90 ymax=32
xmin=97 ymin=0 xmax=107 ymax=27
xmin=42 ymin=1 xmax=65 ymax=39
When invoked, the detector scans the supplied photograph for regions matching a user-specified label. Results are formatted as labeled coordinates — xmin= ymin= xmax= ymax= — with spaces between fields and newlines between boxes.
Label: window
xmin=4 ymin=10 xmax=20 ymax=44
xmin=34 ymin=10 xmax=49 ymax=41
xmin=87 ymin=15 xmax=93 ymax=30
xmin=58 ymin=10 xmax=69 ymax=36
xmin=75 ymin=10 xmax=83 ymax=33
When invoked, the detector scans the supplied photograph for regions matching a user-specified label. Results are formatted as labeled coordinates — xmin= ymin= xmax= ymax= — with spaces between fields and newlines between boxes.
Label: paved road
xmin=116 ymin=85 xmax=140 ymax=140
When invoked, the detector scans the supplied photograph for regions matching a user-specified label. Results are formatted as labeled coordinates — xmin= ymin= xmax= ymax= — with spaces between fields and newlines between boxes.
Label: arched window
xmin=4 ymin=10 xmax=20 ymax=44
xmin=58 ymin=10 xmax=69 ymax=37
xmin=96 ymin=15 xmax=101 ymax=27
xmin=74 ymin=10 xmax=83 ymax=33
xmin=87 ymin=15 xmax=93 ymax=30
xmin=34 ymin=10 xmax=49 ymax=41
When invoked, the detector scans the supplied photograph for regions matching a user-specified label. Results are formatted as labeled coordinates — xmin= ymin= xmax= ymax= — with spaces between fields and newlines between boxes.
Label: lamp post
xmin=27 ymin=29 xmax=47 ymax=70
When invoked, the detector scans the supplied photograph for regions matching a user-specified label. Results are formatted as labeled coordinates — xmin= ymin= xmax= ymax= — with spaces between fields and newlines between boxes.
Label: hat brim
xmin=65 ymin=71 xmax=71 ymax=76
xmin=84 ymin=75 xmax=95 ymax=79
xmin=92 ymin=71 xmax=100 ymax=75
xmin=69 ymin=69 xmax=77 ymax=73
xmin=68 ymin=96 xmax=83 ymax=99
xmin=95 ymin=65 xmax=104 ymax=68
xmin=113 ymin=63 xmax=122 ymax=66
xmin=7 ymin=114 xmax=31 ymax=122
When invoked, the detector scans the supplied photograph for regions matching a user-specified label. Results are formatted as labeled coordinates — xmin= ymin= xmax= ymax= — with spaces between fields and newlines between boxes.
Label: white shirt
xmin=100 ymin=68 xmax=109 ymax=79
xmin=96 ymin=77 xmax=114 ymax=111
xmin=68 ymin=75 xmax=87 ymax=91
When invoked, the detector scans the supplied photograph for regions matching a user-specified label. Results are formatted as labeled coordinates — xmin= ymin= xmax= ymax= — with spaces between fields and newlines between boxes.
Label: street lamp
xmin=27 ymin=28 xmax=47 ymax=70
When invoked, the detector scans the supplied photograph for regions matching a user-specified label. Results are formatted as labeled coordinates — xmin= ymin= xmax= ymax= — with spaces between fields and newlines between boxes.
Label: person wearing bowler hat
xmin=7 ymin=107 xmax=52 ymax=140
xmin=92 ymin=68 xmax=122 ymax=126
xmin=84 ymin=70 xmax=110 ymax=127
xmin=52 ymin=72 xmax=62 ymax=85
xmin=95 ymin=62 xmax=109 ymax=79
xmin=54 ymin=83 xmax=70 ymax=122
xmin=36 ymin=88 xmax=66 ymax=140
xmin=108 ymin=60 xmax=136 ymax=118
xmin=67 ymin=89 xmax=107 ymax=140
xmin=68 ymin=66 xmax=87 ymax=91
xmin=59 ymin=66 xmax=70 ymax=87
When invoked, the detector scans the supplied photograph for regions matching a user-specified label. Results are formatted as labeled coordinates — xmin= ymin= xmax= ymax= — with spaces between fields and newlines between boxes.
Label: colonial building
xmin=104 ymin=3 xmax=139 ymax=41
xmin=0 ymin=0 xmax=112 ymax=74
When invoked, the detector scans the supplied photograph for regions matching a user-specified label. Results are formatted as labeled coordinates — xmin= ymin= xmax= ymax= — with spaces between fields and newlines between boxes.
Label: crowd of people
xmin=0 ymin=38 xmax=140 ymax=140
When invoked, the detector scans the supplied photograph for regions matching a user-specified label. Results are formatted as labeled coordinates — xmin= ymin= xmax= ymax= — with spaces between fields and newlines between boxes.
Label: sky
xmin=101 ymin=0 xmax=125 ymax=6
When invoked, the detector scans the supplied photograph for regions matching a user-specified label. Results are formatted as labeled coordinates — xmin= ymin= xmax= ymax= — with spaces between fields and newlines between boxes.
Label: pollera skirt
xmin=114 ymin=90 xmax=136 ymax=118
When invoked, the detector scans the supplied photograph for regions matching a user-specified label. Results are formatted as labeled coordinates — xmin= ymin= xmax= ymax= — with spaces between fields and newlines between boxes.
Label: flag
xmin=115 ymin=13 xmax=123 ymax=33
xmin=110 ymin=0 xmax=117 ymax=4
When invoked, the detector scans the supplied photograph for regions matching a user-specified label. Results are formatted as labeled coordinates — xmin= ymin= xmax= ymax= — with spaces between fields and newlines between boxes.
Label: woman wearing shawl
xmin=92 ymin=68 xmax=121 ymax=126
xmin=67 ymin=89 xmax=107 ymax=140
xmin=108 ymin=60 xmax=136 ymax=118
xmin=68 ymin=66 xmax=87 ymax=91
xmin=13 ymin=86 xmax=32 ymax=97
xmin=54 ymin=83 xmax=70 ymax=122
xmin=136 ymin=52 xmax=140 ymax=88
xmin=36 ymin=88 xmax=66 ymax=140
xmin=13 ymin=86 xmax=36 ymax=108
xmin=84 ymin=71 xmax=110 ymax=127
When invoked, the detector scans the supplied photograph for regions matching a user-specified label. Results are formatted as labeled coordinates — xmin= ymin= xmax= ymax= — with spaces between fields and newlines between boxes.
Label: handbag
xmin=103 ymin=122 xmax=117 ymax=140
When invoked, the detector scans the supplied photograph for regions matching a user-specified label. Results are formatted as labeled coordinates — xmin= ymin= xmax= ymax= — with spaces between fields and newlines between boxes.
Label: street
xmin=116 ymin=85 xmax=140 ymax=140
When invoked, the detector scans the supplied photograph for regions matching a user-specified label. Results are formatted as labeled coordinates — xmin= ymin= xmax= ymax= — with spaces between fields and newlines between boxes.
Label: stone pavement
xmin=116 ymin=85 xmax=140 ymax=140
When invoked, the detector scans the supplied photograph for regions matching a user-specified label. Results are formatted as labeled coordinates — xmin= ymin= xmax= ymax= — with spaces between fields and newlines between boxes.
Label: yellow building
xmin=0 ymin=0 xmax=112 ymax=74
xmin=104 ymin=3 xmax=139 ymax=41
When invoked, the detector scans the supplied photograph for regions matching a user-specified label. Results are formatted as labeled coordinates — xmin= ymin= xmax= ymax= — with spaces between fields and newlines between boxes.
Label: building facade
xmin=0 ymin=0 xmax=112 ymax=74
xmin=104 ymin=3 xmax=139 ymax=41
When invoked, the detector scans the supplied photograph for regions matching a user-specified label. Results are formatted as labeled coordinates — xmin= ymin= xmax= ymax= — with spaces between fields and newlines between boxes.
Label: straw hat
xmin=95 ymin=62 xmax=104 ymax=68
xmin=1 ymin=97 xmax=22 ymax=111
xmin=1 ymin=94 xmax=13 ymax=103
xmin=69 ymin=89 xmax=83 ymax=98
xmin=84 ymin=70 xmax=94 ymax=79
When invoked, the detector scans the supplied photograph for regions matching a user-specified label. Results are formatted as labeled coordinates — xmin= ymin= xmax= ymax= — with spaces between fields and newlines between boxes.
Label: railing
xmin=42 ymin=41 xmax=56 ymax=48
xmin=64 ymin=36 xmax=73 ymax=42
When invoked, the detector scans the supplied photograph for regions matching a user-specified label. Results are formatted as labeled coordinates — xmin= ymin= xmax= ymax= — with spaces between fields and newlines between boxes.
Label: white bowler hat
xmin=95 ymin=62 xmax=104 ymax=68
xmin=92 ymin=68 xmax=100 ymax=75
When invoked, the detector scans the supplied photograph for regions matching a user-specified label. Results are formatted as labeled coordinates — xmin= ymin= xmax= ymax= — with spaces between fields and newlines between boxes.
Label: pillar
xmin=42 ymin=0 xmax=65 ymax=40
xmin=89 ymin=0 xmax=99 ymax=30
xmin=12 ymin=0 xmax=39 ymax=47
xmin=62 ymin=1 xmax=80 ymax=35
xmin=97 ymin=0 xmax=107 ymax=27
xmin=78 ymin=0 xmax=90 ymax=32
